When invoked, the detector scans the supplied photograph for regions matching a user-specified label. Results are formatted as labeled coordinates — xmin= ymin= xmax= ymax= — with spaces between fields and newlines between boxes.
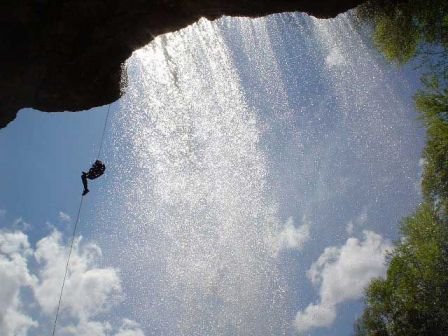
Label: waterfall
xmin=94 ymin=12 xmax=423 ymax=336
xmin=102 ymin=18 xmax=288 ymax=336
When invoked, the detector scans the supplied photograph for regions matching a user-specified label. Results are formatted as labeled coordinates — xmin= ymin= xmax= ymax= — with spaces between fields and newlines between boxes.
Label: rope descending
xmin=51 ymin=196 xmax=84 ymax=336
xmin=51 ymin=103 xmax=112 ymax=336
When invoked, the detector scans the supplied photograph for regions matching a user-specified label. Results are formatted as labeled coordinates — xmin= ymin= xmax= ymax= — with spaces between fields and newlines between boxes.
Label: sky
xmin=0 ymin=11 xmax=426 ymax=336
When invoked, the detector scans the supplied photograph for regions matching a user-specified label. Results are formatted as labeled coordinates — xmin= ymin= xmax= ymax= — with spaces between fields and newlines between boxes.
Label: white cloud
xmin=345 ymin=221 xmax=354 ymax=235
xmin=59 ymin=319 xmax=112 ymax=336
xmin=355 ymin=207 xmax=368 ymax=227
xmin=115 ymin=319 xmax=145 ymax=336
xmin=274 ymin=217 xmax=310 ymax=253
xmin=12 ymin=217 xmax=31 ymax=231
xmin=33 ymin=231 xmax=122 ymax=319
xmin=345 ymin=207 xmax=368 ymax=235
xmin=0 ymin=231 xmax=38 ymax=336
xmin=0 ymin=231 xmax=31 ymax=255
xmin=0 ymin=229 xmax=144 ymax=336
xmin=294 ymin=231 xmax=392 ymax=334
xmin=294 ymin=303 xmax=336 ymax=332
xmin=59 ymin=318 xmax=145 ymax=336
xmin=0 ymin=308 xmax=38 ymax=336
xmin=59 ymin=211 xmax=72 ymax=222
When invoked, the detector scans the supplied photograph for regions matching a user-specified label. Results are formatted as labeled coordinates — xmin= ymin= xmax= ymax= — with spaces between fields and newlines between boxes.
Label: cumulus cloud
xmin=33 ymin=231 xmax=122 ymax=319
xmin=57 ymin=318 xmax=145 ymax=336
xmin=0 ymin=231 xmax=38 ymax=336
xmin=274 ymin=217 xmax=310 ymax=253
xmin=59 ymin=211 xmax=72 ymax=222
xmin=0 ymin=229 xmax=144 ymax=336
xmin=59 ymin=319 xmax=112 ymax=336
xmin=345 ymin=221 xmax=354 ymax=235
xmin=115 ymin=319 xmax=146 ymax=336
xmin=346 ymin=207 xmax=368 ymax=235
xmin=11 ymin=217 xmax=31 ymax=231
xmin=58 ymin=318 xmax=145 ymax=336
xmin=294 ymin=231 xmax=392 ymax=334
xmin=356 ymin=207 xmax=368 ymax=226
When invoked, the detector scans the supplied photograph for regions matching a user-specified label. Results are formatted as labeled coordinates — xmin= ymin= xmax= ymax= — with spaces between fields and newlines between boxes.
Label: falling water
xmin=94 ymin=12 xmax=423 ymax=335
xmin=102 ymin=17 xmax=289 ymax=336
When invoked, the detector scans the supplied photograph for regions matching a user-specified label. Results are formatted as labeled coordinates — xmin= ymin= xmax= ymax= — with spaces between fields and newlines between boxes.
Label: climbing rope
xmin=96 ymin=103 xmax=113 ymax=160
xmin=51 ymin=103 xmax=112 ymax=336
xmin=51 ymin=196 xmax=84 ymax=336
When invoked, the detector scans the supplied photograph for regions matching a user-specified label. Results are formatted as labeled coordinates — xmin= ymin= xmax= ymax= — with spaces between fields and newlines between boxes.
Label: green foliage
xmin=373 ymin=8 xmax=419 ymax=64
xmin=354 ymin=204 xmax=448 ymax=336
xmin=415 ymin=78 xmax=448 ymax=208
xmin=354 ymin=1 xmax=448 ymax=335
xmin=354 ymin=279 xmax=390 ymax=336
xmin=355 ymin=84 xmax=448 ymax=330
xmin=357 ymin=0 xmax=448 ymax=66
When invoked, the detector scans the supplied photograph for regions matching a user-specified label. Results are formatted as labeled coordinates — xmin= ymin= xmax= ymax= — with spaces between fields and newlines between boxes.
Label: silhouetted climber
xmin=81 ymin=160 xmax=106 ymax=195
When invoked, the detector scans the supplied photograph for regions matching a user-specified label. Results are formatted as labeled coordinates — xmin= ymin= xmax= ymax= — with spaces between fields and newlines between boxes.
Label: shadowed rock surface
xmin=1 ymin=0 xmax=366 ymax=128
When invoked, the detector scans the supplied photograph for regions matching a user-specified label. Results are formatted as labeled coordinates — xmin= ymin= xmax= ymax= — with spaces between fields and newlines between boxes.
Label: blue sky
xmin=0 ymin=107 xmax=110 ymax=238
xmin=0 ymin=12 xmax=426 ymax=336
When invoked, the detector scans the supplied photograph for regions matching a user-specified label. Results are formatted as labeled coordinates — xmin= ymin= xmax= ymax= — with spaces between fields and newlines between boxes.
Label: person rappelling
xmin=81 ymin=160 xmax=106 ymax=195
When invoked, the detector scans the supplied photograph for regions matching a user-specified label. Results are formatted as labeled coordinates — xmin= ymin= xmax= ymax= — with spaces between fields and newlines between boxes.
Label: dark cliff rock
xmin=0 ymin=0 xmax=365 ymax=128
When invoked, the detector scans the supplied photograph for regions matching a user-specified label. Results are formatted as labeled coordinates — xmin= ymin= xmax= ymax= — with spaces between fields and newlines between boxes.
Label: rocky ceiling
xmin=1 ymin=0 xmax=368 ymax=128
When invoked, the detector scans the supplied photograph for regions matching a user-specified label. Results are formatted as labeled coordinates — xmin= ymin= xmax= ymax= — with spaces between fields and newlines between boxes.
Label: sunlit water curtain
xmin=109 ymin=17 xmax=288 ymax=336
xmin=97 ymin=11 xmax=422 ymax=336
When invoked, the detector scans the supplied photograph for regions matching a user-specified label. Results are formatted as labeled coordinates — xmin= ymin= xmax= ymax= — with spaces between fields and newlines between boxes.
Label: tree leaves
xmin=355 ymin=205 xmax=448 ymax=336
xmin=354 ymin=2 xmax=448 ymax=334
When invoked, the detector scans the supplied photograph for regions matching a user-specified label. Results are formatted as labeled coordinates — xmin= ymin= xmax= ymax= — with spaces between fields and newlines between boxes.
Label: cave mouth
xmin=1 ymin=0 xmax=365 ymax=128
xmin=0 ymin=6 xmax=426 ymax=335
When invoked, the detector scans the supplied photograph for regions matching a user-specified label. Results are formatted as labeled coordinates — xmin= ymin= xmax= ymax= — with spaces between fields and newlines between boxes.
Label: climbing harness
xmin=51 ymin=103 xmax=112 ymax=336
